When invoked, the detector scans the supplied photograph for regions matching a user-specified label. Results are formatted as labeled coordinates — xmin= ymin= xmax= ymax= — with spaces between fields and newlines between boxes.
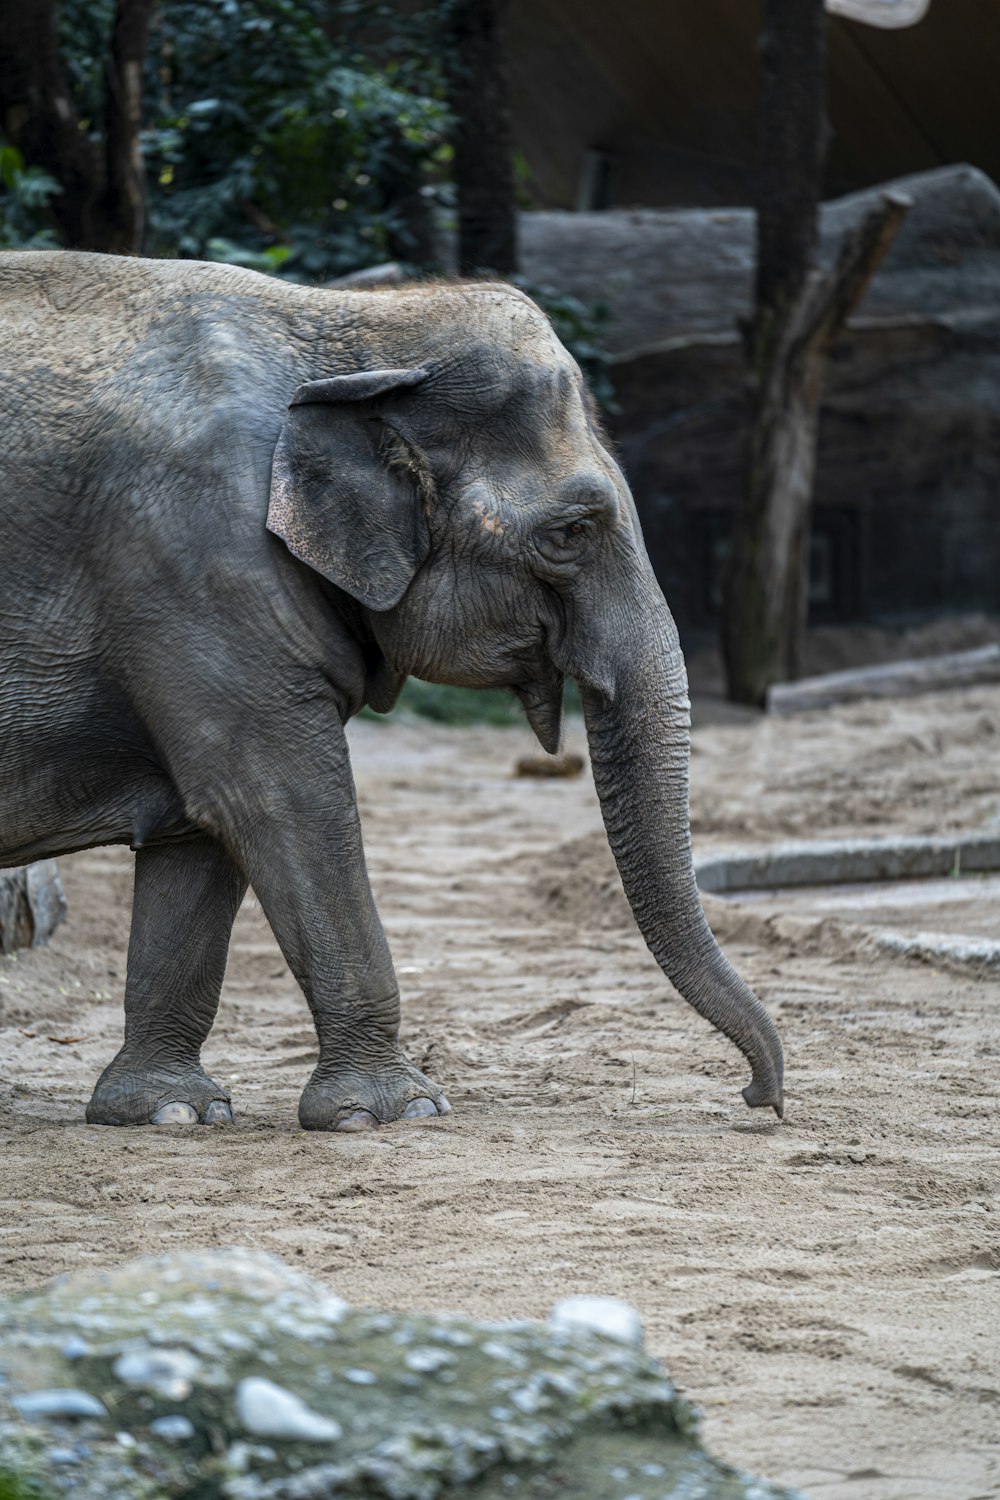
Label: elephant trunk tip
xmin=742 ymin=1079 xmax=785 ymax=1119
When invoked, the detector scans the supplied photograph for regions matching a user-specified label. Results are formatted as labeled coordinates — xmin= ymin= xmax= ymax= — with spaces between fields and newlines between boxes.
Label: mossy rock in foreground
xmin=0 ymin=1249 xmax=805 ymax=1500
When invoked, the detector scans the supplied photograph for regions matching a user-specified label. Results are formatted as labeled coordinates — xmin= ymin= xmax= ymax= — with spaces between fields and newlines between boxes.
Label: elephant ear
xmin=267 ymin=367 xmax=431 ymax=611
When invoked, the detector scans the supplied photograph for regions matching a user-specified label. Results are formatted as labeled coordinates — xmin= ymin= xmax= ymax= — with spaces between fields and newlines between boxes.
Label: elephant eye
xmin=559 ymin=517 xmax=595 ymax=544
xmin=535 ymin=513 xmax=598 ymax=575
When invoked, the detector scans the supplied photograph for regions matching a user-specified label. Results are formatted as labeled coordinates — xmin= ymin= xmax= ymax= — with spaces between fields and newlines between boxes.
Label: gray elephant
xmin=0 ymin=251 xmax=784 ymax=1131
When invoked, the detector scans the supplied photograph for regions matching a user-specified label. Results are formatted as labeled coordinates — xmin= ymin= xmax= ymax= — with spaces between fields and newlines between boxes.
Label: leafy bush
xmin=145 ymin=3 xmax=449 ymax=277
xmin=0 ymin=1464 xmax=55 ymax=1500
xmin=49 ymin=0 xmax=451 ymax=279
xmin=1 ymin=3 xmax=613 ymax=400
xmin=0 ymin=145 xmax=62 ymax=249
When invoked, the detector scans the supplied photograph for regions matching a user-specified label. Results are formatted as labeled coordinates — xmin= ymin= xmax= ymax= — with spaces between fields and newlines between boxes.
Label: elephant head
xmin=267 ymin=284 xmax=785 ymax=1117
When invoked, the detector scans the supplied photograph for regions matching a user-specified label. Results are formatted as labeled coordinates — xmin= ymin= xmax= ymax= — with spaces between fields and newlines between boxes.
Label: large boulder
xmin=0 ymin=1249 xmax=803 ymax=1499
xmin=0 ymin=862 xmax=66 ymax=956
xmin=519 ymin=164 xmax=1000 ymax=354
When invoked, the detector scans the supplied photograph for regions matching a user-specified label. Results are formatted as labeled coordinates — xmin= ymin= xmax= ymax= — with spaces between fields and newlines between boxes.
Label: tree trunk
xmin=721 ymin=0 xmax=827 ymax=706
xmin=722 ymin=0 xmax=910 ymax=706
xmin=0 ymin=0 xmax=155 ymax=253
xmin=723 ymin=190 xmax=911 ymax=706
xmin=0 ymin=0 xmax=104 ymax=247
xmin=766 ymin=643 xmax=1000 ymax=715
xmin=101 ymin=0 xmax=156 ymax=254
xmin=444 ymin=0 xmax=518 ymax=276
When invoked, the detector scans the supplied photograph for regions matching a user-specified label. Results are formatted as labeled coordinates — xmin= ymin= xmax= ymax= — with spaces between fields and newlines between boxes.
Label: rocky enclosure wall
xmin=520 ymin=166 xmax=1000 ymax=634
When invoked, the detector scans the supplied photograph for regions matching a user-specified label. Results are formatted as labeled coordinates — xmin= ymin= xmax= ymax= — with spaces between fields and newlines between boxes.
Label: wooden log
xmin=0 ymin=862 xmax=67 ymax=955
xmin=766 ymin=643 xmax=1000 ymax=715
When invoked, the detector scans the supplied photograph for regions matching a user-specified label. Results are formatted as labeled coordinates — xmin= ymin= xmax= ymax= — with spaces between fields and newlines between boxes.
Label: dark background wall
xmin=506 ymin=0 xmax=1000 ymax=210
xmin=609 ymin=318 xmax=1000 ymax=636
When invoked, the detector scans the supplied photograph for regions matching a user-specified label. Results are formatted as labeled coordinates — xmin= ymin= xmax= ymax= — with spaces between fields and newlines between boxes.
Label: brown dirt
xmin=2 ymin=687 xmax=999 ymax=1500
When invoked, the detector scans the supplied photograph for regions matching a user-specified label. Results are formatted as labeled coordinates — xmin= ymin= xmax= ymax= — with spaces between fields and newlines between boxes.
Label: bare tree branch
xmin=798 ymin=190 xmax=913 ymax=352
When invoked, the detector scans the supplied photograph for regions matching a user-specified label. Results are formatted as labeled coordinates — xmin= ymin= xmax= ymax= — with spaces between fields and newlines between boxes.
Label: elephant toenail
xmin=402 ymin=1097 xmax=438 ymax=1119
xmin=151 ymin=1102 xmax=199 ymax=1125
xmin=334 ymin=1109 xmax=380 ymax=1132
xmin=204 ymin=1100 xmax=233 ymax=1124
xmin=436 ymin=1093 xmax=452 ymax=1115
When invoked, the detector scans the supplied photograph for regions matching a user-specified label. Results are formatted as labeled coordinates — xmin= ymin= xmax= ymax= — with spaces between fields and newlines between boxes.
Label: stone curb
xmin=696 ymin=834 xmax=1000 ymax=977
xmin=695 ymin=833 xmax=1000 ymax=893
xmin=869 ymin=928 xmax=1000 ymax=974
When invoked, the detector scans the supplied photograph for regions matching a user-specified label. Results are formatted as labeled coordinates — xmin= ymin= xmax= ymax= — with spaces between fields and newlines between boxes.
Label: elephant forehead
xmin=428 ymin=339 xmax=575 ymax=418
xmin=451 ymin=282 xmax=563 ymax=354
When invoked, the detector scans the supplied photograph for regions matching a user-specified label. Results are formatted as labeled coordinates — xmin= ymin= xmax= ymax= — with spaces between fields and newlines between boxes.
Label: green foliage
xmin=142 ymin=0 xmax=451 ymax=277
xmin=57 ymin=0 xmax=117 ymax=115
xmin=361 ymin=680 xmax=523 ymax=727
xmin=0 ymin=1463 xmax=56 ymax=1500
xmin=0 ymin=145 xmax=62 ymax=249
xmin=146 ymin=7 xmax=446 ymax=275
xmin=1 ymin=2 xmax=613 ymax=398
xmin=40 ymin=0 xmax=451 ymax=279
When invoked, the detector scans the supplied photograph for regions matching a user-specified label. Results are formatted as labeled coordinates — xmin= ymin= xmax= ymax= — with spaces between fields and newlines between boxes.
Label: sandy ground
xmin=1 ymin=686 xmax=999 ymax=1500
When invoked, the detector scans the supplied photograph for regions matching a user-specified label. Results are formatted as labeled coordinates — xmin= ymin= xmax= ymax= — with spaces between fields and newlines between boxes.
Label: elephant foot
xmin=86 ymin=1055 xmax=233 ymax=1127
xmin=299 ymin=1056 xmax=451 ymax=1133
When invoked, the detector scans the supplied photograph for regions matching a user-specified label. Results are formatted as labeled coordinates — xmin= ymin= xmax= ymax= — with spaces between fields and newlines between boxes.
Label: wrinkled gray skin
xmin=0 ymin=252 xmax=784 ymax=1131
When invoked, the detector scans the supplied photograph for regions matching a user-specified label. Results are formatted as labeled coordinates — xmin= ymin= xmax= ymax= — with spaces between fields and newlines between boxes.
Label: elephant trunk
xmin=578 ymin=600 xmax=785 ymax=1116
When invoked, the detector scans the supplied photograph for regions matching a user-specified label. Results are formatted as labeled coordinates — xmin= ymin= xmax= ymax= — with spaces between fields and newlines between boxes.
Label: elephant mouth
xmin=514 ymin=661 xmax=565 ymax=754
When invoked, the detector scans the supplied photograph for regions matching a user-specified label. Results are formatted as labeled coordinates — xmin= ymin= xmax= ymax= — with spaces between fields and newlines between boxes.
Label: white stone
xmin=112 ymin=1346 xmax=200 ymax=1400
xmin=12 ymin=1389 xmax=107 ymax=1421
xmin=234 ymin=1377 xmax=342 ymax=1443
xmin=549 ymin=1296 xmax=644 ymax=1349
xmin=403 ymin=1346 xmax=454 ymax=1374
xmin=149 ymin=1415 xmax=196 ymax=1443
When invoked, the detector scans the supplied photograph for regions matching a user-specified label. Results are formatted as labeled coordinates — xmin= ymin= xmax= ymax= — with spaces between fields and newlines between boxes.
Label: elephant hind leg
xmin=86 ymin=836 xmax=247 ymax=1127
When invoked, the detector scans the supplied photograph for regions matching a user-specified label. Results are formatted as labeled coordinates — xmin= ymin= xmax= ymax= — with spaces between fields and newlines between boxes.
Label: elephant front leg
xmin=214 ymin=732 xmax=450 ymax=1133
xmin=86 ymin=836 xmax=247 ymax=1126
xmin=257 ymin=846 xmax=450 ymax=1132
xmin=300 ymin=1000 xmax=451 ymax=1133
